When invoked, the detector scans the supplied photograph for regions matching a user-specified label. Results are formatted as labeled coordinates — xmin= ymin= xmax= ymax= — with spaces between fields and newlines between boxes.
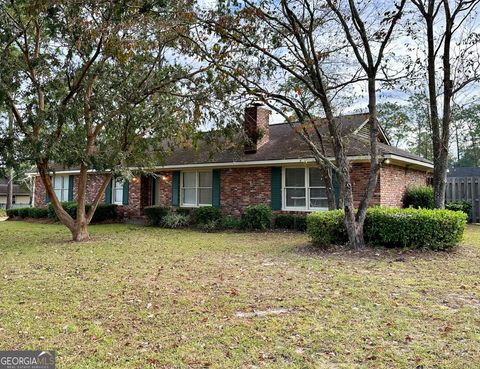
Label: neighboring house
xmin=0 ymin=178 xmax=31 ymax=209
xmin=31 ymin=105 xmax=433 ymax=218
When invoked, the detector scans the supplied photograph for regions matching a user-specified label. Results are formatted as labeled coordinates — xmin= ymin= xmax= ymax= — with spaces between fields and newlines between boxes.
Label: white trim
xmin=352 ymin=117 xmax=392 ymax=146
xmin=180 ymin=170 xmax=213 ymax=207
xmin=383 ymin=154 xmax=434 ymax=169
xmin=26 ymin=154 xmax=433 ymax=176
xmin=281 ymin=167 xmax=329 ymax=212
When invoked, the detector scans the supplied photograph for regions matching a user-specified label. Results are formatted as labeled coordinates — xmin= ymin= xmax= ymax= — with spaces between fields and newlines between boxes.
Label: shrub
xmin=403 ymin=186 xmax=434 ymax=209
xmin=48 ymin=202 xmax=117 ymax=222
xmin=294 ymin=216 xmax=307 ymax=232
xmin=445 ymin=201 xmax=472 ymax=218
xmin=222 ymin=216 xmax=242 ymax=230
xmin=144 ymin=206 xmax=169 ymax=226
xmin=307 ymin=210 xmax=347 ymax=246
xmin=28 ymin=207 xmax=49 ymax=218
xmin=274 ymin=214 xmax=295 ymax=229
xmin=17 ymin=207 xmax=31 ymax=218
xmin=161 ymin=212 xmax=189 ymax=228
xmin=0 ymin=208 xmax=6 ymax=217
xmin=197 ymin=219 xmax=222 ymax=232
xmin=89 ymin=204 xmax=117 ymax=223
xmin=176 ymin=208 xmax=192 ymax=217
xmin=240 ymin=204 xmax=272 ymax=230
xmin=364 ymin=207 xmax=466 ymax=250
xmin=6 ymin=208 xmax=19 ymax=218
xmin=191 ymin=206 xmax=222 ymax=225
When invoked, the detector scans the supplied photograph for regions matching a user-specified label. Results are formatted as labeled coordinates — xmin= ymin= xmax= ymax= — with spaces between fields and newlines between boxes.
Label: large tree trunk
xmin=6 ymin=169 xmax=13 ymax=210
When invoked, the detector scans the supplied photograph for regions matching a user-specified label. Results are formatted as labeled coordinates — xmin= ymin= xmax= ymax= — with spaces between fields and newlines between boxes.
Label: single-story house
xmin=31 ymin=105 xmax=433 ymax=218
xmin=0 ymin=178 xmax=31 ymax=209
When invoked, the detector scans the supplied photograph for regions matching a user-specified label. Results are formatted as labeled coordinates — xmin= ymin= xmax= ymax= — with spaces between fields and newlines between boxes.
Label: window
xmin=12 ymin=195 xmax=16 ymax=205
xmin=113 ymin=178 xmax=124 ymax=205
xmin=53 ymin=175 xmax=69 ymax=201
xmin=283 ymin=167 xmax=328 ymax=211
xmin=181 ymin=171 xmax=212 ymax=207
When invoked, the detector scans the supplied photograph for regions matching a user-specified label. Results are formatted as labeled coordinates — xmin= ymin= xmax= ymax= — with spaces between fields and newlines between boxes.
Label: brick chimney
xmin=244 ymin=103 xmax=270 ymax=153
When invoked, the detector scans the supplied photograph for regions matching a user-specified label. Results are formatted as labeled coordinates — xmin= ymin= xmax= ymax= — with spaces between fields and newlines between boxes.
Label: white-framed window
xmin=53 ymin=175 xmax=69 ymax=201
xmin=283 ymin=167 xmax=328 ymax=211
xmin=113 ymin=178 xmax=124 ymax=205
xmin=181 ymin=171 xmax=212 ymax=207
xmin=12 ymin=195 xmax=16 ymax=204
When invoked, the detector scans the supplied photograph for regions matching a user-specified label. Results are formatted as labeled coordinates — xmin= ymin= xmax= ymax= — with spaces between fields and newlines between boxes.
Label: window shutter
xmin=212 ymin=169 xmax=221 ymax=208
xmin=151 ymin=176 xmax=156 ymax=205
xmin=45 ymin=192 xmax=50 ymax=204
xmin=122 ymin=181 xmax=129 ymax=205
xmin=271 ymin=167 xmax=282 ymax=210
xmin=105 ymin=178 xmax=112 ymax=204
xmin=333 ymin=171 xmax=340 ymax=209
xmin=68 ymin=175 xmax=74 ymax=201
xmin=172 ymin=171 xmax=180 ymax=207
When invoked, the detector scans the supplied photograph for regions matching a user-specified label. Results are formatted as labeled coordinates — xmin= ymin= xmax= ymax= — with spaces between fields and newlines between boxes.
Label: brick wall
xmin=350 ymin=163 xmax=381 ymax=207
xmin=33 ymin=163 xmax=430 ymax=218
xmin=380 ymin=164 xmax=429 ymax=207
xmin=220 ymin=167 xmax=271 ymax=216
xmin=33 ymin=174 xmax=143 ymax=218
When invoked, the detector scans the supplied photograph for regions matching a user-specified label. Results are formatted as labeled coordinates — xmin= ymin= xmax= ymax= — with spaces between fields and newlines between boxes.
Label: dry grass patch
xmin=0 ymin=221 xmax=479 ymax=368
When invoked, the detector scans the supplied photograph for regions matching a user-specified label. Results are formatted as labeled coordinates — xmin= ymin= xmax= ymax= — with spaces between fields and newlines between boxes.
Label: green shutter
xmin=105 ymin=178 xmax=112 ymax=204
xmin=172 ymin=171 xmax=180 ymax=207
xmin=68 ymin=175 xmax=74 ymax=201
xmin=333 ymin=171 xmax=340 ymax=209
xmin=151 ymin=176 xmax=156 ymax=205
xmin=271 ymin=167 xmax=282 ymax=210
xmin=122 ymin=181 xmax=129 ymax=205
xmin=212 ymin=169 xmax=221 ymax=208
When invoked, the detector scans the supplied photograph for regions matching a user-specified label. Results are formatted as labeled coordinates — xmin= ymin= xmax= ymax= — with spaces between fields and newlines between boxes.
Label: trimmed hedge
xmin=274 ymin=214 xmax=307 ymax=232
xmin=17 ymin=208 xmax=30 ymax=218
xmin=28 ymin=207 xmax=49 ymax=218
xmin=144 ymin=206 xmax=170 ymax=226
xmin=307 ymin=210 xmax=347 ymax=246
xmin=47 ymin=202 xmax=117 ymax=223
xmin=191 ymin=206 xmax=222 ymax=225
xmin=240 ymin=204 xmax=272 ymax=230
xmin=403 ymin=186 xmax=434 ymax=209
xmin=6 ymin=208 xmax=19 ymax=218
xmin=307 ymin=207 xmax=467 ymax=250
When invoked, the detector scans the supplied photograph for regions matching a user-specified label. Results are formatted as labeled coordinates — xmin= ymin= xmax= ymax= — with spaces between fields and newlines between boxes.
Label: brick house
xmin=31 ymin=105 xmax=432 ymax=218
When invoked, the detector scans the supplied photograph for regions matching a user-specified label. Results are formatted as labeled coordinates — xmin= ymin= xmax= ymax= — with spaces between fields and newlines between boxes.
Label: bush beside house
xmin=403 ymin=186 xmax=435 ymax=209
xmin=307 ymin=207 xmax=467 ymax=250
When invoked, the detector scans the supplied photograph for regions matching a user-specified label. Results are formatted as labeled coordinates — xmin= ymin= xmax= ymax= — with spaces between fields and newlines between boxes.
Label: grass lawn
xmin=0 ymin=221 xmax=479 ymax=369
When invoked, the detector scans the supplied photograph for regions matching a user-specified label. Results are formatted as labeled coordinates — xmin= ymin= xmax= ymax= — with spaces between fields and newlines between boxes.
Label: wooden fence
xmin=445 ymin=176 xmax=480 ymax=223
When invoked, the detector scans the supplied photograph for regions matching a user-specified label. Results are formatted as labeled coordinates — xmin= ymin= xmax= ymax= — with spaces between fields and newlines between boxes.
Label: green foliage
xmin=274 ymin=214 xmax=295 ymax=229
xmin=221 ymin=216 xmax=242 ymax=230
xmin=191 ymin=206 xmax=223 ymax=225
xmin=403 ymin=186 xmax=434 ymax=209
xmin=161 ymin=213 xmax=189 ymax=229
xmin=445 ymin=201 xmax=472 ymax=218
xmin=307 ymin=210 xmax=347 ymax=246
xmin=0 ymin=209 xmax=6 ymax=217
xmin=6 ymin=208 xmax=18 ymax=218
xmin=17 ymin=208 xmax=31 ymax=218
xmin=47 ymin=202 xmax=117 ymax=223
xmin=28 ymin=208 xmax=49 ymax=218
xmin=274 ymin=214 xmax=307 ymax=231
xmin=176 ymin=208 xmax=193 ymax=217
xmin=144 ymin=206 xmax=170 ymax=226
xmin=308 ymin=208 xmax=466 ymax=250
xmin=197 ymin=219 xmax=223 ymax=233
xmin=364 ymin=207 xmax=466 ymax=250
xmin=240 ymin=204 xmax=272 ymax=230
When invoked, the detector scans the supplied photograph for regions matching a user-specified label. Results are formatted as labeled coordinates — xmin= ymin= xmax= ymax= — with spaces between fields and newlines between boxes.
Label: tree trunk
xmin=72 ymin=220 xmax=89 ymax=241
xmin=6 ymin=169 xmax=13 ymax=210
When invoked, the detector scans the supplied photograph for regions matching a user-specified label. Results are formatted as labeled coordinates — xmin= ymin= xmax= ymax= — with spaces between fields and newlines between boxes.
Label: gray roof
xmin=163 ymin=115 xmax=432 ymax=166
xmin=0 ymin=178 xmax=30 ymax=196
xmin=32 ymin=113 xmax=432 ymax=173
xmin=448 ymin=167 xmax=480 ymax=177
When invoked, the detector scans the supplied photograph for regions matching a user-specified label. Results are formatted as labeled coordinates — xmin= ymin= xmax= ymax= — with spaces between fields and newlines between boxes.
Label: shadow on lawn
xmin=292 ymin=242 xmax=461 ymax=262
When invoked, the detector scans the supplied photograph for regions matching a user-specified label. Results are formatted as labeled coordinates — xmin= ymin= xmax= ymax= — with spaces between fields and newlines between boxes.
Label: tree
xmin=191 ymin=0 xmax=405 ymax=248
xmin=409 ymin=0 xmax=480 ymax=207
xmin=0 ymin=0 xmax=212 ymax=241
